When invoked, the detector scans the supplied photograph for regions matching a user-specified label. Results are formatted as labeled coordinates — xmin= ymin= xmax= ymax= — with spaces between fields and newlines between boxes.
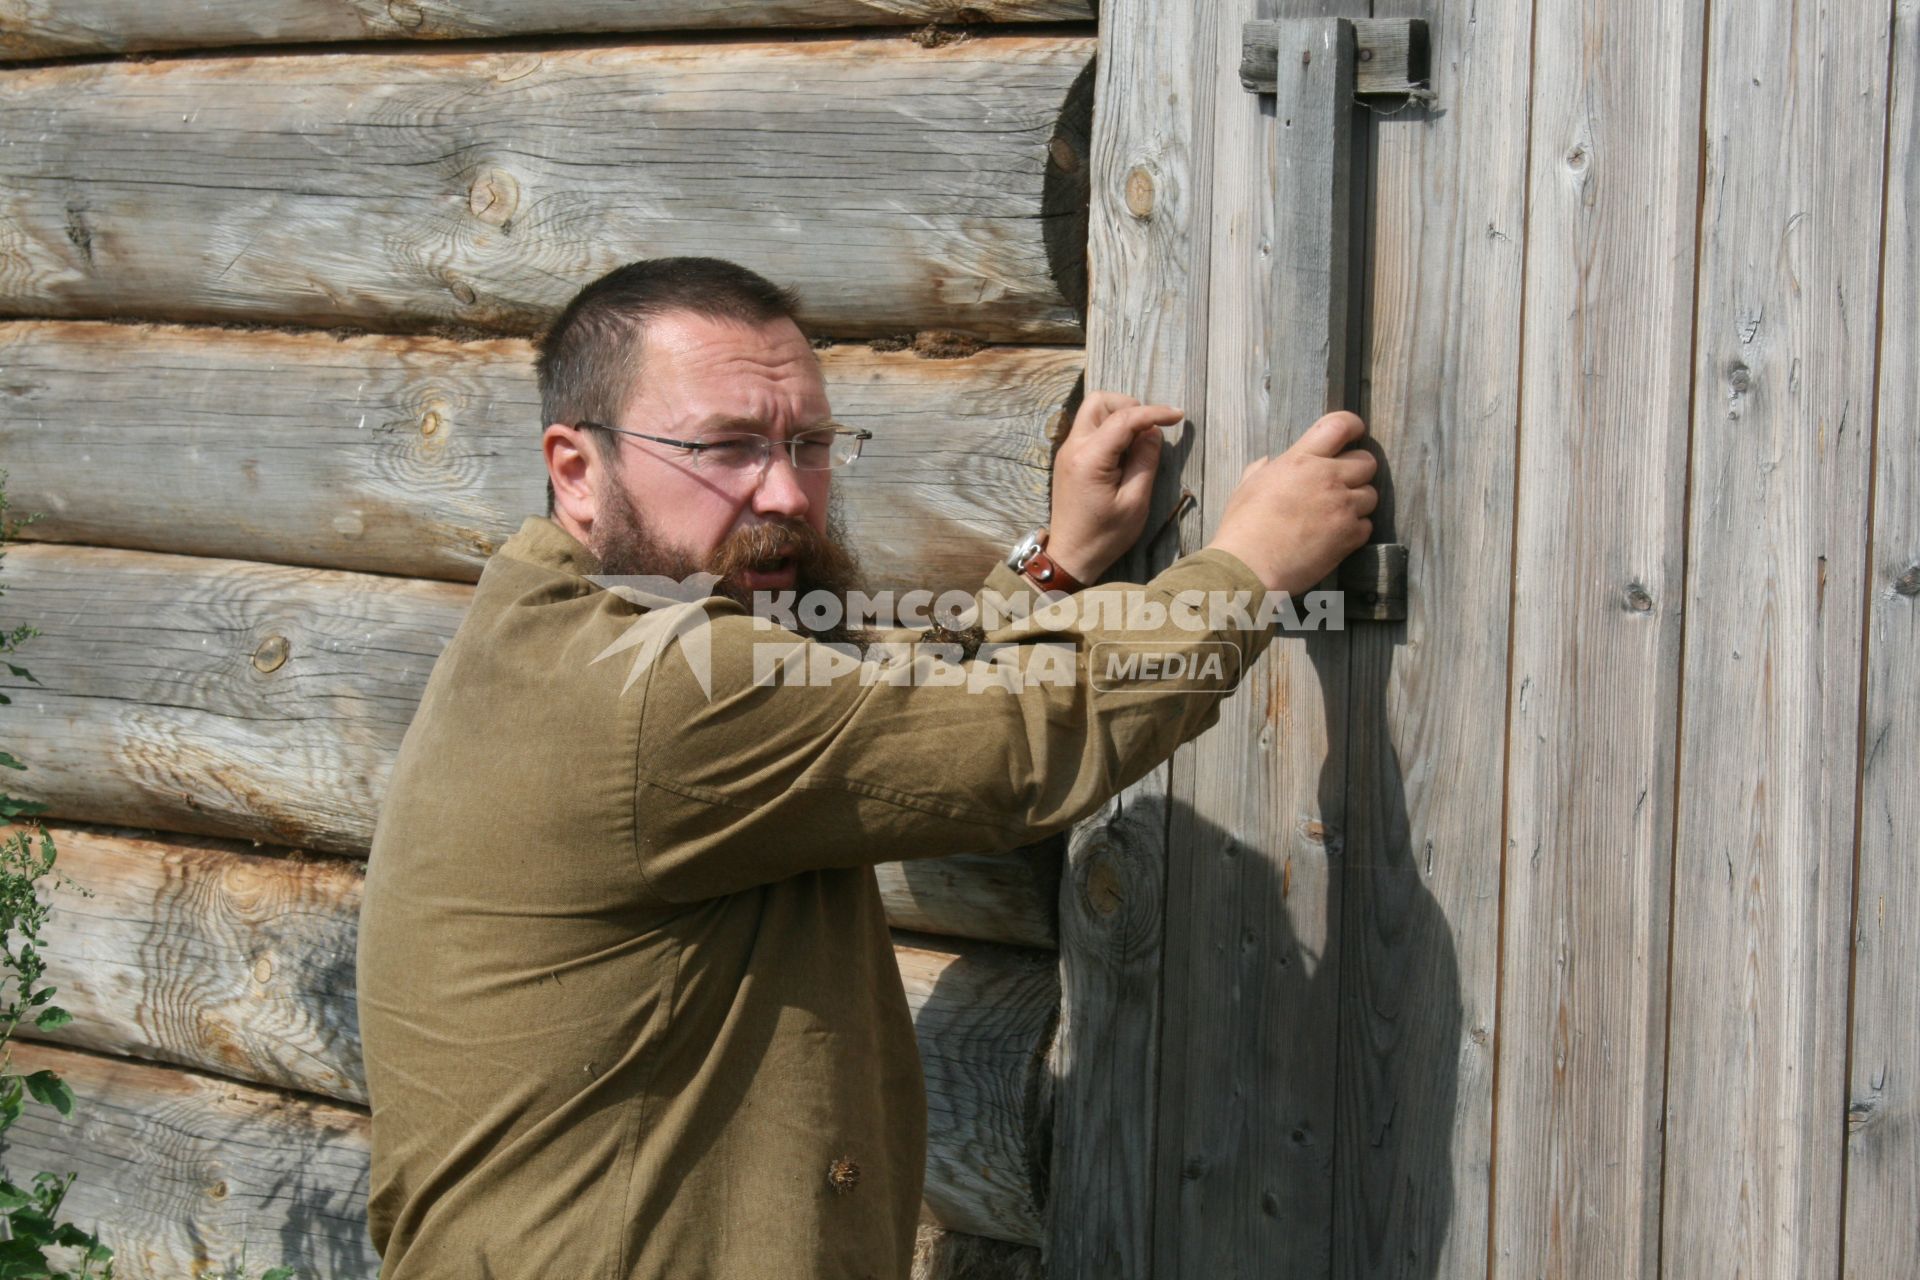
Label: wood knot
xmin=826 ymin=1156 xmax=862 ymax=1193
xmin=252 ymin=955 xmax=273 ymax=985
xmin=1894 ymin=564 xmax=1919 ymax=597
xmin=1124 ymin=166 xmax=1156 ymax=220
xmin=1082 ymin=846 xmax=1124 ymax=918
xmin=467 ymin=169 xmax=520 ymax=228
xmin=207 ymin=1180 xmax=229 ymax=1200
xmin=1047 ymin=135 xmax=1081 ymax=175
xmin=1624 ymin=583 xmax=1654 ymax=613
xmin=252 ymin=634 xmax=290 ymax=673
xmin=448 ymin=279 xmax=478 ymax=307
xmin=386 ymin=1 xmax=425 ymax=29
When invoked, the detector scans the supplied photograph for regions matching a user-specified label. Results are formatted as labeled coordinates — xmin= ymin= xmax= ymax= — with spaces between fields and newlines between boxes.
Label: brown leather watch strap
xmin=1019 ymin=544 xmax=1085 ymax=594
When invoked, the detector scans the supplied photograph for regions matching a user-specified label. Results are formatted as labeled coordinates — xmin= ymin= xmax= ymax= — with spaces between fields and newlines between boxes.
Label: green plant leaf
xmin=0 ymin=796 xmax=48 ymax=819
xmin=4 ymin=663 xmax=39 ymax=682
xmin=0 ymin=1180 xmax=30 ymax=1211
xmin=0 ymin=1238 xmax=53 ymax=1278
xmin=34 ymin=1005 xmax=73 ymax=1031
xmin=7 ymin=1207 xmax=56 ymax=1237
xmin=23 ymin=1069 xmax=74 ymax=1117
xmin=258 ymin=1269 xmax=296 ymax=1280
xmin=0 ymin=752 xmax=24 ymax=770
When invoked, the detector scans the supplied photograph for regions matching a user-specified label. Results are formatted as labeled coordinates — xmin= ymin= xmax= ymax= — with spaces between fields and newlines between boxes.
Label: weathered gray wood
xmin=0 ymin=38 xmax=1092 ymax=341
xmin=0 ymin=321 xmax=1071 ymax=596
xmin=1047 ymin=0 xmax=1226 ymax=1270
xmin=16 ymin=826 xmax=1060 ymax=1245
xmin=1239 ymin=18 xmax=1431 ymax=99
xmin=0 ymin=0 xmax=1093 ymax=60
xmin=1157 ymin=10 xmax=1360 ymax=1277
xmin=1842 ymin=5 xmax=1920 ymax=1273
xmin=1328 ymin=0 xmax=1530 ymax=1270
xmin=1661 ymin=0 xmax=1891 ymax=1272
xmin=29 ymin=824 xmax=369 ymax=1104
xmin=3 ymin=544 xmax=467 ymax=854
xmin=0 ymin=547 xmax=1062 ymax=947
xmin=0 ymin=1042 xmax=377 ymax=1280
xmin=1494 ymin=0 xmax=1706 ymax=1272
xmin=878 ymin=841 xmax=1059 ymax=950
xmin=897 ymin=935 xmax=1059 ymax=1244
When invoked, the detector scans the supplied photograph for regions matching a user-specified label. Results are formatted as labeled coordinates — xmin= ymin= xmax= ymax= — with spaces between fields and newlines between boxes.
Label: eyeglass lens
xmin=695 ymin=428 xmax=860 ymax=472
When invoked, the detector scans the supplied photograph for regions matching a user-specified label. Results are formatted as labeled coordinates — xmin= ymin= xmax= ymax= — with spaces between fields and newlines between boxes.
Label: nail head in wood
xmin=1241 ymin=18 xmax=1431 ymax=100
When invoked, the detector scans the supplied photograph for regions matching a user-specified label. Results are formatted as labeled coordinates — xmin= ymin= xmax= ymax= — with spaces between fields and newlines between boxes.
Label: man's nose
xmin=750 ymin=447 xmax=812 ymax=520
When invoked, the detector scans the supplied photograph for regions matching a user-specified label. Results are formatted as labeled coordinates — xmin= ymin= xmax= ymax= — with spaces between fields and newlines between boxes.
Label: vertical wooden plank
xmin=1047 ymin=0 xmax=1224 ymax=1270
xmin=1842 ymin=4 xmax=1920 ymax=1274
xmin=1660 ymin=0 xmax=1893 ymax=1272
xmin=1155 ymin=4 xmax=1362 ymax=1277
xmin=1336 ymin=0 xmax=1533 ymax=1273
xmin=1494 ymin=0 xmax=1707 ymax=1274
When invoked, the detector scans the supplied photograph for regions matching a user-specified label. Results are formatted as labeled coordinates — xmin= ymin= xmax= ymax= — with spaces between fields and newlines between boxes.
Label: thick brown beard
xmin=587 ymin=475 xmax=870 ymax=646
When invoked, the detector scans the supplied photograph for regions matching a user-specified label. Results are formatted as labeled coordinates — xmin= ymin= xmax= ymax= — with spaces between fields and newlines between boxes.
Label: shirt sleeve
xmin=628 ymin=548 xmax=1280 ymax=902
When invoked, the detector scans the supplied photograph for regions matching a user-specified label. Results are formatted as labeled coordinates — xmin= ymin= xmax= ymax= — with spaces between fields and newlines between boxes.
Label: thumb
xmin=1290 ymin=410 xmax=1366 ymax=458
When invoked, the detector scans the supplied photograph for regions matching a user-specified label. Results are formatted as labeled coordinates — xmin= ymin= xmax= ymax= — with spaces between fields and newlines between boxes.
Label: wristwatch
xmin=1006 ymin=527 xmax=1086 ymax=594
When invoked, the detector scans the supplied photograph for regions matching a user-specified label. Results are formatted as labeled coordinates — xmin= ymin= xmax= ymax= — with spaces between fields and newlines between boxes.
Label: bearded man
xmin=356 ymin=258 xmax=1376 ymax=1279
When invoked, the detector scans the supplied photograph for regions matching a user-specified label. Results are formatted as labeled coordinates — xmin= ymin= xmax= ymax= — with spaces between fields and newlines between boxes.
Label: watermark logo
xmin=586 ymin=573 xmax=724 ymax=698
xmin=581 ymin=580 xmax=1344 ymax=701
xmin=1089 ymin=641 xmax=1241 ymax=693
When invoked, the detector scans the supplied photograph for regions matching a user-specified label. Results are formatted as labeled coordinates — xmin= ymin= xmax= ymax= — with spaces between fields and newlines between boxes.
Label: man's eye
xmin=701 ymin=437 xmax=763 ymax=466
xmin=790 ymin=433 xmax=836 ymax=467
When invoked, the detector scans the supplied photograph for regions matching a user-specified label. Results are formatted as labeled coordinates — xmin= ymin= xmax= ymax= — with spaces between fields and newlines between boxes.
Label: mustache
xmin=706 ymin=520 xmax=850 ymax=587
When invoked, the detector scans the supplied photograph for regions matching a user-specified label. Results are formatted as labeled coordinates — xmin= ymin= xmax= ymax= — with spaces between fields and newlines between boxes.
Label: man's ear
xmin=543 ymin=423 xmax=600 ymax=535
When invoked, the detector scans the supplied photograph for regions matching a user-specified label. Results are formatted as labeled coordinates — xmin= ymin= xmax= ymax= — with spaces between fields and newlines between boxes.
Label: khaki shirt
xmin=356 ymin=514 xmax=1275 ymax=1279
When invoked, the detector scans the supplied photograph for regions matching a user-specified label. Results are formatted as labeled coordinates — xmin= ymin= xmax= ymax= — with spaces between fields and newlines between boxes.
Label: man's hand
xmin=1048 ymin=391 xmax=1185 ymax=584
xmin=1206 ymin=411 xmax=1378 ymax=597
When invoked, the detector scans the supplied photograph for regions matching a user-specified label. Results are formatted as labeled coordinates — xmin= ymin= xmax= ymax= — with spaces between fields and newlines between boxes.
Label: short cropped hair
xmin=535 ymin=257 xmax=805 ymax=514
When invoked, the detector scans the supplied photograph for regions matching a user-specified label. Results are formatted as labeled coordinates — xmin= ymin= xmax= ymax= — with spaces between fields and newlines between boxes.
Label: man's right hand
xmin=1205 ymin=411 xmax=1378 ymax=597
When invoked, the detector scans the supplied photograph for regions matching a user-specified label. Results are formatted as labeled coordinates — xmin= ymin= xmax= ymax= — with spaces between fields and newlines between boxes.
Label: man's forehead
xmin=628 ymin=314 xmax=827 ymax=410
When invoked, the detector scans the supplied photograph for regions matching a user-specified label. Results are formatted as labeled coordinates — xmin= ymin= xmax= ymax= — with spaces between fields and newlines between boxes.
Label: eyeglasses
xmin=576 ymin=422 xmax=872 ymax=477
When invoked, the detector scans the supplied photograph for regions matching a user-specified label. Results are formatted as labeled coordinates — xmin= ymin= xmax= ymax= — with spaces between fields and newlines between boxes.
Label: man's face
xmin=555 ymin=311 xmax=864 ymax=624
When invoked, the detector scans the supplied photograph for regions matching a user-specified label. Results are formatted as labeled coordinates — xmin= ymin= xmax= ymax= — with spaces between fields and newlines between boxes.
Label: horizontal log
xmin=0 ymin=320 xmax=1069 ymax=596
xmin=0 ymin=1 xmax=1094 ymax=60
xmin=0 ymin=1042 xmax=375 ymax=1280
xmin=877 ymin=841 xmax=1059 ymax=948
xmin=3 ymin=545 xmax=467 ymax=854
xmin=1 ymin=547 xmax=1060 ymax=946
xmin=0 ymin=37 xmax=1092 ymax=341
xmin=14 ymin=828 xmax=1059 ymax=1243
xmin=28 ymin=825 xmax=370 ymax=1103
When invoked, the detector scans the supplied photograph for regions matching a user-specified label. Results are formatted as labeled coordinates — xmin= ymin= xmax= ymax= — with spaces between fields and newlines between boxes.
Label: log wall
xmin=0 ymin=5 xmax=1095 ymax=1276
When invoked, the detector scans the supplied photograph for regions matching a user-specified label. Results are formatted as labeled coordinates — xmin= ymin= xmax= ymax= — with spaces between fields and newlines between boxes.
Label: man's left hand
xmin=1047 ymin=391 xmax=1184 ymax=584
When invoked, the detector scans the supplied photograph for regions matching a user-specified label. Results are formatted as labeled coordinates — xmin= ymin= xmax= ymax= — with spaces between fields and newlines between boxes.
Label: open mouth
xmin=740 ymin=555 xmax=797 ymax=590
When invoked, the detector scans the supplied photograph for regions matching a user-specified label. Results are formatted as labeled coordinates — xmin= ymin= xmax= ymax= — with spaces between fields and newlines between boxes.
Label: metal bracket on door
xmin=1241 ymin=17 xmax=1430 ymax=624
